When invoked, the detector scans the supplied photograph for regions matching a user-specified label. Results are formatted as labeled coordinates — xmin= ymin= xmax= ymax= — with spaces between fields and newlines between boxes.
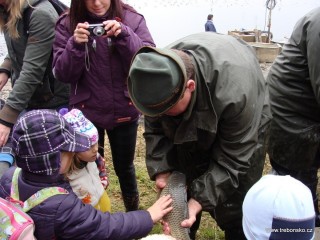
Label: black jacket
xmin=267 ymin=7 xmax=320 ymax=171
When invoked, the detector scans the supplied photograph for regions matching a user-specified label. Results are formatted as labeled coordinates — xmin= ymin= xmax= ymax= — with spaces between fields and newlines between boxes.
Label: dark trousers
xmin=189 ymin=212 xmax=246 ymax=240
xmin=271 ymin=157 xmax=320 ymax=226
xmin=268 ymin=117 xmax=320 ymax=225
xmin=96 ymin=121 xmax=139 ymax=198
xmin=268 ymin=119 xmax=320 ymax=202
xmin=271 ymin=159 xmax=319 ymax=197
xmin=223 ymin=221 xmax=246 ymax=240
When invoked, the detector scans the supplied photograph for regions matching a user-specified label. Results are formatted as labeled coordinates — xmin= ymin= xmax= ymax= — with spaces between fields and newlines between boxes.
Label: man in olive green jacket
xmin=128 ymin=33 xmax=271 ymax=239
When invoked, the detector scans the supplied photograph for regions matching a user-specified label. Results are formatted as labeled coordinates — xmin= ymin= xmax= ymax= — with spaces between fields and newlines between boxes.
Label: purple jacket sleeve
xmin=114 ymin=11 xmax=155 ymax=69
xmin=55 ymin=195 xmax=153 ymax=239
xmin=52 ymin=16 xmax=86 ymax=85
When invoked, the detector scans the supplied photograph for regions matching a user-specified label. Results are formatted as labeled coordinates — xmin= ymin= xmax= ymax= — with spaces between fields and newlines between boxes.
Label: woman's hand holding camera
xmin=74 ymin=22 xmax=90 ymax=44
xmin=74 ymin=20 xmax=121 ymax=44
xmin=102 ymin=20 xmax=122 ymax=37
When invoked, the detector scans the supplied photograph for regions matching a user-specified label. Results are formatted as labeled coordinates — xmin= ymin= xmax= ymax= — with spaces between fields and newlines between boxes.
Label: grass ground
xmin=104 ymin=122 xmax=272 ymax=240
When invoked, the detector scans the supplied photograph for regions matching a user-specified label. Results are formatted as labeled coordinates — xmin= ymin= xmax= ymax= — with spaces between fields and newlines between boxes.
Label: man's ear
xmin=186 ymin=79 xmax=196 ymax=92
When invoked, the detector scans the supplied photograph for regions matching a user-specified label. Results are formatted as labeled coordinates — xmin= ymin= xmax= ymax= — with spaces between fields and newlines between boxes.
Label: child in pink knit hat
xmin=60 ymin=108 xmax=111 ymax=212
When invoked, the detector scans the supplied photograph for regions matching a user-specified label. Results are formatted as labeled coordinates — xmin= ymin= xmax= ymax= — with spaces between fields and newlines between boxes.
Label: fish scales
xmin=160 ymin=171 xmax=190 ymax=240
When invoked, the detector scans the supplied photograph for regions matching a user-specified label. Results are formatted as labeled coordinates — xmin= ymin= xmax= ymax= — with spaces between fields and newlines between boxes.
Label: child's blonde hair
xmin=64 ymin=151 xmax=91 ymax=180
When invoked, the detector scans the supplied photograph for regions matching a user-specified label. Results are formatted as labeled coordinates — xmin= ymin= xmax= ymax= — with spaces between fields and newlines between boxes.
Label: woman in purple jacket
xmin=52 ymin=0 xmax=155 ymax=211
xmin=0 ymin=109 xmax=172 ymax=239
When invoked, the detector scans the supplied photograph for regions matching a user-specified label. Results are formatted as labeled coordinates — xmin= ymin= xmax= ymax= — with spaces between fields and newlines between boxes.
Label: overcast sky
xmin=1 ymin=0 xmax=319 ymax=62
xmin=121 ymin=0 xmax=319 ymax=46
xmin=50 ymin=0 xmax=320 ymax=46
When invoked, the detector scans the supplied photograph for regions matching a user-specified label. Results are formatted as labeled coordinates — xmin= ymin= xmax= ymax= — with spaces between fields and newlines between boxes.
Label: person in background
xmin=128 ymin=32 xmax=271 ymax=239
xmin=205 ymin=14 xmax=216 ymax=32
xmin=0 ymin=0 xmax=70 ymax=148
xmin=243 ymin=174 xmax=315 ymax=240
xmin=60 ymin=108 xmax=111 ymax=212
xmin=266 ymin=7 xmax=320 ymax=226
xmin=0 ymin=109 xmax=173 ymax=240
xmin=53 ymin=0 xmax=155 ymax=212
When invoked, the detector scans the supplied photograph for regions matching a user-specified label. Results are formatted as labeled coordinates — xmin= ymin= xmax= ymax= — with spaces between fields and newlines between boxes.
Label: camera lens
xmin=93 ymin=26 xmax=105 ymax=36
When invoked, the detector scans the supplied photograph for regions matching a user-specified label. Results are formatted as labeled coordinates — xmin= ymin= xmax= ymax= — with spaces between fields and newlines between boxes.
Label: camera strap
xmin=85 ymin=38 xmax=98 ymax=71
xmin=92 ymin=40 xmax=97 ymax=51
xmin=85 ymin=42 xmax=90 ymax=71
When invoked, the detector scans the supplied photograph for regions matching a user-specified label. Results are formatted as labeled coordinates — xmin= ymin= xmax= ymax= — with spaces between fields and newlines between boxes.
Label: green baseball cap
xmin=128 ymin=46 xmax=187 ymax=117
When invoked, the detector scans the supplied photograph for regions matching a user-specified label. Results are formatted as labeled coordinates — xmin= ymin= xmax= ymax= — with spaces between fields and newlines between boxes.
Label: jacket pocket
xmin=69 ymin=88 xmax=91 ymax=108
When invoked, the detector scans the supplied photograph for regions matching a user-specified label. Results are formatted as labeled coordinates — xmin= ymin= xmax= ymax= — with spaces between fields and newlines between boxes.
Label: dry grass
xmin=104 ymin=123 xmax=272 ymax=240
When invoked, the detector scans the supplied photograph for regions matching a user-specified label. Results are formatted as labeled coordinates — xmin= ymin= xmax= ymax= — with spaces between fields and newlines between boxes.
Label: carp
xmin=159 ymin=171 xmax=190 ymax=240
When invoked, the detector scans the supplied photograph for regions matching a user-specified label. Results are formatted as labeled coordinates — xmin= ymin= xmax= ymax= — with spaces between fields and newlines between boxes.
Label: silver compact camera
xmin=88 ymin=23 xmax=106 ymax=36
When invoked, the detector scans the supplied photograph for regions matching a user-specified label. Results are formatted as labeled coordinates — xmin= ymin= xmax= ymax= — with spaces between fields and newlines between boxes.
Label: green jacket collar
xmin=173 ymin=59 xmax=217 ymax=144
